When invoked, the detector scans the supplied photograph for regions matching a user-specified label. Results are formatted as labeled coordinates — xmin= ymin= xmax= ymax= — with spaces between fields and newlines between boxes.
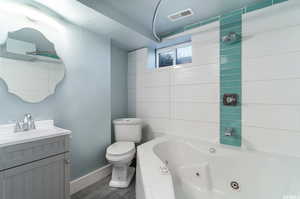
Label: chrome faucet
xmin=224 ymin=128 xmax=234 ymax=137
xmin=14 ymin=113 xmax=36 ymax=132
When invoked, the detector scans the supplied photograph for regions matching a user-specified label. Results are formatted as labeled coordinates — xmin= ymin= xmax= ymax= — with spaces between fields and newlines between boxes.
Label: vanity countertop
xmin=0 ymin=120 xmax=71 ymax=147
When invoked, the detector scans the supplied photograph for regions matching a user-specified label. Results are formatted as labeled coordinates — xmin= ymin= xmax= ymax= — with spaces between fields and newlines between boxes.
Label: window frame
xmin=156 ymin=42 xmax=192 ymax=68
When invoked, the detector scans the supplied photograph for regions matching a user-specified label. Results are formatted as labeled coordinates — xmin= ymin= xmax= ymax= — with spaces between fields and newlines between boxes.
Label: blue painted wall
xmin=111 ymin=44 xmax=129 ymax=142
xmin=111 ymin=44 xmax=128 ymax=121
xmin=0 ymin=24 xmax=111 ymax=180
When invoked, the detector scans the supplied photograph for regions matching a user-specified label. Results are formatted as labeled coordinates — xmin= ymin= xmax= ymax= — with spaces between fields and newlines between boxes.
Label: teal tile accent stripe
xmin=220 ymin=11 xmax=242 ymax=147
xmin=160 ymin=0 xmax=288 ymax=39
xmin=245 ymin=0 xmax=288 ymax=13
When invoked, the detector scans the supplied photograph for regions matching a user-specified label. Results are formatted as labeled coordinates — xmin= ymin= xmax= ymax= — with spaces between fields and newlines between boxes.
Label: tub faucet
xmin=15 ymin=113 xmax=36 ymax=132
xmin=224 ymin=128 xmax=234 ymax=136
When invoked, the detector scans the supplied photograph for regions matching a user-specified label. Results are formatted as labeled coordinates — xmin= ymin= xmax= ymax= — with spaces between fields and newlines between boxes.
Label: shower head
xmin=222 ymin=32 xmax=241 ymax=44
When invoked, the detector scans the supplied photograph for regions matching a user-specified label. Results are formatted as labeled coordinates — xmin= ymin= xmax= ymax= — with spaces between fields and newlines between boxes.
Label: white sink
xmin=0 ymin=120 xmax=71 ymax=147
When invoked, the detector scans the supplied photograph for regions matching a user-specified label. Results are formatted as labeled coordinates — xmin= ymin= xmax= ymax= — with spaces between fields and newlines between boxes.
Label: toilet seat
xmin=106 ymin=141 xmax=135 ymax=160
xmin=107 ymin=142 xmax=135 ymax=156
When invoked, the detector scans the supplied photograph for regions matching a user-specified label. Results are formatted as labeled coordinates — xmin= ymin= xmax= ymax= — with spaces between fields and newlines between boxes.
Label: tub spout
xmin=224 ymin=128 xmax=234 ymax=136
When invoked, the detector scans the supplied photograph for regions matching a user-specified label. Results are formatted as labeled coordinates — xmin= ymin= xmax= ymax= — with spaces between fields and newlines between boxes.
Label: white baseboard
xmin=70 ymin=164 xmax=112 ymax=195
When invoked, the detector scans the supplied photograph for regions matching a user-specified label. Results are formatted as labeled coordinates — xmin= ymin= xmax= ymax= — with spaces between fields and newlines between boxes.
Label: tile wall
xmin=128 ymin=0 xmax=300 ymax=156
xmin=128 ymin=22 xmax=220 ymax=142
xmin=242 ymin=0 xmax=300 ymax=156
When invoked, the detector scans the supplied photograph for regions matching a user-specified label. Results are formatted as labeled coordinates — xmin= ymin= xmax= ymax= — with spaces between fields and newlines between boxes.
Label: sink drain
xmin=230 ymin=181 xmax=240 ymax=190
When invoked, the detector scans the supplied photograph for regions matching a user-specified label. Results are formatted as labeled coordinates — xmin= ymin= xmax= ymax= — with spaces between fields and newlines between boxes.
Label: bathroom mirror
xmin=0 ymin=28 xmax=65 ymax=103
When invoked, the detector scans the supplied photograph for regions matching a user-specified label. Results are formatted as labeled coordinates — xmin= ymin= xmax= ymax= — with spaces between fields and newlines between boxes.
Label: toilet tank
xmin=113 ymin=118 xmax=143 ymax=143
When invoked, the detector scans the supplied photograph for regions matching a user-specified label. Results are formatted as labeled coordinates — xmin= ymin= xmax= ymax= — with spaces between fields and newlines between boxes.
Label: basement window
xmin=156 ymin=42 xmax=192 ymax=68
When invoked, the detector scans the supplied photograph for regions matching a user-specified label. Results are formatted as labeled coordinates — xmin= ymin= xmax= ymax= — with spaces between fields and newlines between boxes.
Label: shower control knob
xmin=223 ymin=94 xmax=238 ymax=106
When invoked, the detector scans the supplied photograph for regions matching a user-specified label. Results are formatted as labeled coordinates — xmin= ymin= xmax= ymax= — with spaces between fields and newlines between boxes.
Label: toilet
xmin=106 ymin=118 xmax=143 ymax=188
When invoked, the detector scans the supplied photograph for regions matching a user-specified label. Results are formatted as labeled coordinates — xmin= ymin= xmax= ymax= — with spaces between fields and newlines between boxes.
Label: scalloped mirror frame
xmin=0 ymin=3 xmax=67 ymax=103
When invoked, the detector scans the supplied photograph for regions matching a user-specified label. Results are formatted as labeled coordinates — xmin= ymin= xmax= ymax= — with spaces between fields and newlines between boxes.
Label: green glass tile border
xmin=160 ymin=0 xmax=288 ymax=40
xmin=245 ymin=0 xmax=288 ymax=13
xmin=245 ymin=0 xmax=273 ymax=13
xmin=273 ymin=0 xmax=288 ymax=4
xmin=220 ymin=12 xmax=242 ymax=147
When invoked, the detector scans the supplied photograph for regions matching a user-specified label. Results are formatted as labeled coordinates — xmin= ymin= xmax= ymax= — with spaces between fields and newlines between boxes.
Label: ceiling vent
xmin=168 ymin=8 xmax=194 ymax=22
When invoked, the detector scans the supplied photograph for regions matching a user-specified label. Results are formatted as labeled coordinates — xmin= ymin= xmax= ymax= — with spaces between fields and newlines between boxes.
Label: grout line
xmin=242 ymin=103 xmax=300 ymax=106
xmin=243 ymin=77 xmax=300 ymax=82
xmin=168 ymin=119 xmax=220 ymax=125
xmin=243 ymin=23 xmax=300 ymax=38
xmin=170 ymin=101 xmax=219 ymax=104
xmin=243 ymin=124 xmax=300 ymax=133
xmin=243 ymin=50 xmax=300 ymax=60
xmin=137 ymin=100 xmax=219 ymax=104
xmin=170 ymin=83 xmax=219 ymax=87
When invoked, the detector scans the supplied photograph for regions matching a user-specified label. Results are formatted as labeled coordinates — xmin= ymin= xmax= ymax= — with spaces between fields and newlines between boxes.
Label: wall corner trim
xmin=70 ymin=164 xmax=112 ymax=195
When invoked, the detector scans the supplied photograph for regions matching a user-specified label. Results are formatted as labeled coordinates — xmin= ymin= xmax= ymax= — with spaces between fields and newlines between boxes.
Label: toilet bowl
xmin=106 ymin=118 xmax=142 ymax=188
xmin=106 ymin=141 xmax=136 ymax=187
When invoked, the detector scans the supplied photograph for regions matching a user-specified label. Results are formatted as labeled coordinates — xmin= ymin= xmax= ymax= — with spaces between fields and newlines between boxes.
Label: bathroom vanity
xmin=0 ymin=120 xmax=71 ymax=199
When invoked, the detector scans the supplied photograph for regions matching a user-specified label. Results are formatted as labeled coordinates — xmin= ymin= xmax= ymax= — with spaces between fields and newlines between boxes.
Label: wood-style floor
xmin=71 ymin=176 xmax=135 ymax=199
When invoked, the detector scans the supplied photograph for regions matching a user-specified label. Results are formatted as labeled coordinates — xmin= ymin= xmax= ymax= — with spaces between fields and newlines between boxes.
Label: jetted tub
xmin=136 ymin=136 xmax=300 ymax=199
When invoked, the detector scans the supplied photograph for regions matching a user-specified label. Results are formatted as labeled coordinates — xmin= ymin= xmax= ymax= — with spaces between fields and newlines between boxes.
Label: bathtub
xmin=136 ymin=136 xmax=300 ymax=199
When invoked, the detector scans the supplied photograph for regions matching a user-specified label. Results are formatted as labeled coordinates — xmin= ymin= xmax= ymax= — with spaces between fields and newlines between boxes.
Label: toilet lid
xmin=107 ymin=142 xmax=135 ymax=156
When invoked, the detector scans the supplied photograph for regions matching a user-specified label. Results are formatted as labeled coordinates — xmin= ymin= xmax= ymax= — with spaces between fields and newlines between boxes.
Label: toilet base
xmin=109 ymin=166 xmax=135 ymax=188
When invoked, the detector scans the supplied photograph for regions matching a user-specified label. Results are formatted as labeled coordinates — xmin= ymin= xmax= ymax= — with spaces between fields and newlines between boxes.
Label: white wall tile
xmin=169 ymin=120 xmax=219 ymax=142
xmin=141 ymin=118 xmax=170 ymax=142
xmin=135 ymin=48 xmax=148 ymax=64
xmin=170 ymin=64 xmax=219 ymax=85
xmin=243 ymin=1 xmax=300 ymax=36
xmin=136 ymin=102 xmax=170 ymax=119
xmin=242 ymin=2 xmax=300 ymax=157
xmin=143 ymin=69 xmax=170 ymax=87
xmin=171 ymin=102 xmax=219 ymax=123
xmin=243 ymin=25 xmax=300 ymax=59
xmin=137 ymin=86 xmax=169 ymax=102
xmin=191 ymin=23 xmax=219 ymax=66
xmin=192 ymin=22 xmax=220 ymax=45
xmin=243 ymin=126 xmax=300 ymax=157
xmin=192 ymin=43 xmax=219 ymax=65
xmin=243 ymin=52 xmax=300 ymax=81
xmin=171 ymin=83 xmax=219 ymax=103
xmin=243 ymin=79 xmax=300 ymax=105
xmin=128 ymin=22 xmax=220 ymax=143
xmin=243 ymin=104 xmax=300 ymax=131
xmin=136 ymin=48 xmax=148 ymax=74
xmin=143 ymin=118 xmax=170 ymax=134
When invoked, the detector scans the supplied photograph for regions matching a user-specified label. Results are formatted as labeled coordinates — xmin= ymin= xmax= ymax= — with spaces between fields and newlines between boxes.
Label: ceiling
xmin=3 ymin=0 xmax=157 ymax=51
xmin=78 ymin=0 xmax=261 ymax=37
xmin=4 ymin=0 xmax=264 ymax=51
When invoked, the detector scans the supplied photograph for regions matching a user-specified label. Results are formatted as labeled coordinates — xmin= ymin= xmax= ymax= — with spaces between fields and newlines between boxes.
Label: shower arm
xmin=152 ymin=0 xmax=163 ymax=42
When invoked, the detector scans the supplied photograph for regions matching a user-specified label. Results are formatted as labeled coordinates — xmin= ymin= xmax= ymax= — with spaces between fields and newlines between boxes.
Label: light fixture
xmin=0 ymin=1 xmax=61 ymax=28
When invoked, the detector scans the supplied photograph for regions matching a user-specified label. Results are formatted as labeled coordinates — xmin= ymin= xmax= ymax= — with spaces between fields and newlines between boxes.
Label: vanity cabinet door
xmin=0 ymin=153 xmax=70 ymax=199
